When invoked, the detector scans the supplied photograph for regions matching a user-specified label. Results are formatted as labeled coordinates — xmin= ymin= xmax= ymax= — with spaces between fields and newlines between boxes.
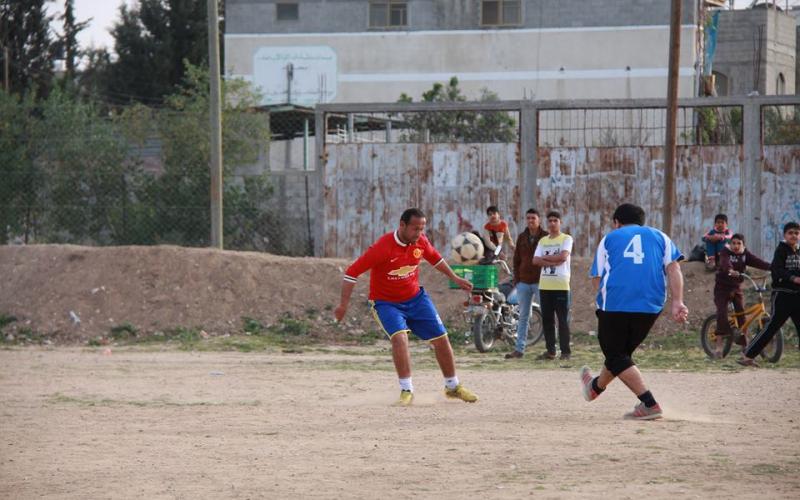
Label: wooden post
xmin=663 ymin=0 xmax=682 ymax=234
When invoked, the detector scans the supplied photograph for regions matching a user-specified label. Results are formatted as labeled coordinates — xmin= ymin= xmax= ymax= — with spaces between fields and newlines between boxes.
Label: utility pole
xmin=663 ymin=0 xmax=682 ymax=234
xmin=207 ymin=0 xmax=224 ymax=249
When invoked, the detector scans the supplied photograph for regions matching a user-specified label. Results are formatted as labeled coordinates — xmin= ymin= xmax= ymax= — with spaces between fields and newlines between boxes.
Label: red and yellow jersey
xmin=343 ymin=231 xmax=444 ymax=302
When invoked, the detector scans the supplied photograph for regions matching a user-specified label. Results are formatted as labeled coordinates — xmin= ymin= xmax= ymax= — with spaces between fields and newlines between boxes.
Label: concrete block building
xmin=712 ymin=4 xmax=797 ymax=96
xmin=224 ymin=0 xmax=702 ymax=105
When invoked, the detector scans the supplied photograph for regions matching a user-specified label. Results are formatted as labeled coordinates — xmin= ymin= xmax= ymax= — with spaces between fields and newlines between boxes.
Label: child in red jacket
xmin=711 ymin=233 xmax=770 ymax=357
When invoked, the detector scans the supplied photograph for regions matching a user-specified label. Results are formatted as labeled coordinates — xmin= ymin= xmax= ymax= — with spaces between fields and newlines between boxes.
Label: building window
xmin=481 ymin=0 xmax=521 ymax=26
xmin=276 ymin=3 xmax=299 ymax=21
xmin=369 ymin=1 xmax=408 ymax=28
xmin=712 ymin=71 xmax=728 ymax=96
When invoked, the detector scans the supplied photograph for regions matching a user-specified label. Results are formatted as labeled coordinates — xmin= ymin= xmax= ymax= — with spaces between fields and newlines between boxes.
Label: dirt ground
xmin=1 ymin=348 xmax=798 ymax=499
xmin=0 ymin=245 xmax=723 ymax=342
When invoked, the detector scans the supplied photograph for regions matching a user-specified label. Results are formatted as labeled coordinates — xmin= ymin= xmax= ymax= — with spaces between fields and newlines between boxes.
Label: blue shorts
xmin=370 ymin=288 xmax=447 ymax=341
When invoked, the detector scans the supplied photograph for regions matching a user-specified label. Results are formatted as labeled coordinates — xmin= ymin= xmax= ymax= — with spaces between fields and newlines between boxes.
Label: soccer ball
xmin=450 ymin=232 xmax=484 ymax=264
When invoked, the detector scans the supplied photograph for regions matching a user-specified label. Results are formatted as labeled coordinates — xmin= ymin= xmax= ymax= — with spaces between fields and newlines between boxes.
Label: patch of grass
xmin=0 ymin=313 xmax=17 ymax=332
xmin=242 ymin=316 xmax=265 ymax=335
xmin=109 ymin=322 xmax=138 ymax=340
xmin=3 ymin=326 xmax=47 ymax=345
xmin=47 ymin=392 xmax=261 ymax=408
xmin=751 ymin=463 xmax=785 ymax=475
xmin=169 ymin=327 xmax=203 ymax=349
xmin=133 ymin=330 xmax=170 ymax=344
xmin=356 ymin=330 xmax=384 ymax=345
xmin=446 ymin=326 xmax=471 ymax=346
xmin=271 ymin=314 xmax=311 ymax=337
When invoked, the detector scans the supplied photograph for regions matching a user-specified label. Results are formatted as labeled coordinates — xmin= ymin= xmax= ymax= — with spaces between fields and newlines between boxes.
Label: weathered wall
xmin=226 ymin=0 xmax=698 ymax=34
xmin=536 ymin=146 xmax=745 ymax=258
xmin=321 ymin=141 xmax=800 ymax=260
xmin=226 ymin=26 xmax=698 ymax=104
xmin=323 ymin=143 xmax=520 ymax=258
xmin=762 ymin=145 xmax=800 ymax=252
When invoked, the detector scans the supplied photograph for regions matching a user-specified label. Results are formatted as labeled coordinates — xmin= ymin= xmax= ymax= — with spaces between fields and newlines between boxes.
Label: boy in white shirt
xmin=532 ymin=211 xmax=573 ymax=360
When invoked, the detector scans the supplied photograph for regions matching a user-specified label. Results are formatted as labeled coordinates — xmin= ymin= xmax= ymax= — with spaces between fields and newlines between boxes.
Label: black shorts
xmin=596 ymin=310 xmax=660 ymax=365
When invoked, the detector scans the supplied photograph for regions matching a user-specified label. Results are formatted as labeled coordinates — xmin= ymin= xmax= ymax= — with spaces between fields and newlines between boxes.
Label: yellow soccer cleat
xmin=397 ymin=390 xmax=414 ymax=406
xmin=445 ymin=384 xmax=478 ymax=403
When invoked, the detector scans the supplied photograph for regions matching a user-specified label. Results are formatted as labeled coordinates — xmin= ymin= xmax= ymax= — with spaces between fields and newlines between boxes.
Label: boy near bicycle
xmin=738 ymin=222 xmax=800 ymax=367
xmin=712 ymin=234 xmax=770 ymax=355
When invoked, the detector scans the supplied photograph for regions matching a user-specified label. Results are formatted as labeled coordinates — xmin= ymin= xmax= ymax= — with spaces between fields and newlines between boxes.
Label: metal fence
xmin=4 ymin=95 xmax=798 ymax=258
xmin=316 ymin=96 xmax=800 ymax=259
xmin=1 ymin=103 xmax=316 ymax=255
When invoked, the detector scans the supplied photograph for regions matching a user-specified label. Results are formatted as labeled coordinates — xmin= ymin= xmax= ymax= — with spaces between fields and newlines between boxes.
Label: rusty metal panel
xmin=537 ymin=146 xmax=745 ymax=257
xmin=324 ymin=143 xmax=519 ymax=258
xmin=762 ymin=145 xmax=800 ymax=251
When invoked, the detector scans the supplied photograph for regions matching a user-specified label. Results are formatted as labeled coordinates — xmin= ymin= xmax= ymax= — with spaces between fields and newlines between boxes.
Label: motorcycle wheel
xmin=472 ymin=312 xmax=497 ymax=353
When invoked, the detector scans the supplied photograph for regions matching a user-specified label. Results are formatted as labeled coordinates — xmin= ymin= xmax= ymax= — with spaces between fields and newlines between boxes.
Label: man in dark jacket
xmin=738 ymin=222 xmax=800 ymax=366
xmin=710 ymin=233 xmax=771 ymax=357
xmin=505 ymin=208 xmax=548 ymax=359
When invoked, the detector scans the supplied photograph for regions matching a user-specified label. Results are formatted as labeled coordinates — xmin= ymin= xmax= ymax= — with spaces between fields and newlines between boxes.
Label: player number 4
xmin=623 ymin=234 xmax=645 ymax=264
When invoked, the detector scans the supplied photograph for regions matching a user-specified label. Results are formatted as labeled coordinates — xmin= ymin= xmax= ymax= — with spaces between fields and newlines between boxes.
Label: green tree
xmin=56 ymin=0 xmax=90 ymax=84
xmin=34 ymin=87 xmax=134 ymax=243
xmin=104 ymin=0 xmax=219 ymax=104
xmin=134 ymin=62 xmax=272 ymax=249
xmin=0 ymin=92 xmax=45 ymax=243
xmin=398 ymin=77 xmax=517 ymax=142
xmin=763 ymin=106 xmax=800 ymax=145
xmin=0 ymin=0 xmax=59 ymax=98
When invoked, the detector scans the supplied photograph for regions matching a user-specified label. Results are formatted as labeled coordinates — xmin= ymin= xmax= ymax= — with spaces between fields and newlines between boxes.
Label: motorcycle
xmin=464 ymin=246 xmax=544 ymax=353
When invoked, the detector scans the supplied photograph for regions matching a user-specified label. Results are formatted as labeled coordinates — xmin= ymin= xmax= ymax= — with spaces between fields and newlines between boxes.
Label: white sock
xmin=399 ymin=377 xmax=413 ymax=392
xmin=444 ymin=376 xmax=459 ymax=390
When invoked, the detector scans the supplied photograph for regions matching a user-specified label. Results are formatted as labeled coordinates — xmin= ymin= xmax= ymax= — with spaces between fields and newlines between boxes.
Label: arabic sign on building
xmin=252 ymin=46 xmax=337 ymax=105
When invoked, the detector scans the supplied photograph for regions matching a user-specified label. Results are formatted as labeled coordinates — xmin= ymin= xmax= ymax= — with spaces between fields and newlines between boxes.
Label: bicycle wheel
xmin=526 ymin=307 xmax=544 ymax=347
xmin=700 ymin=314 xmax=733 ymax=359
xmin=755 ymin=314 xmax=784 ymax=363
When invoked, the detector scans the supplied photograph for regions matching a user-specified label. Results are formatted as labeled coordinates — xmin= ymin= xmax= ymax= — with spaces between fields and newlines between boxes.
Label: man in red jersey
xmin=334 ymin=208 xmax=479 ymax=406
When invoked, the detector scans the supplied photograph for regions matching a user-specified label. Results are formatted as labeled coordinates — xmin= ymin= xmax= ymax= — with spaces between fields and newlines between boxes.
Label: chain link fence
xmin=0 ymin=94 xmax=316 ymax=256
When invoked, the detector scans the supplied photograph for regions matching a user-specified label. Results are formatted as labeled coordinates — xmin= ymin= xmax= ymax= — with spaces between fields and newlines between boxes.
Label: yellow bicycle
xmin=700 ymin=273 xmax=788 ymax=363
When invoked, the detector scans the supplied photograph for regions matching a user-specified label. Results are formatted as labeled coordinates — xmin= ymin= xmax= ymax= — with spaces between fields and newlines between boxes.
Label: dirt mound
xmin=0 ymin=244 xmax=721 ymax=342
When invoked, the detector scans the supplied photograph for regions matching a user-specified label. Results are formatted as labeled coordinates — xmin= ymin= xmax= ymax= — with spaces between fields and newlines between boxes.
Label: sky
xmin=51 ymin=0 xmax=798 ymax=54
xmin=49 ymin=0 xmax=134 ymax=52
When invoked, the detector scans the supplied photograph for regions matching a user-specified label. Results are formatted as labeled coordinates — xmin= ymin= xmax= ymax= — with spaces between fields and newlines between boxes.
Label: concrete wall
xmin=322 ymin=143 xmax=520 ymax=257
xmin=226 ymin=27 xmax=699 ymax=103
xmin=225 ymin=0 xmax=701 ymax=104
xmin=714 ymin=7 xmax=796 ymax=96
xmin=226 ymin=0 xmax=698 ymax=34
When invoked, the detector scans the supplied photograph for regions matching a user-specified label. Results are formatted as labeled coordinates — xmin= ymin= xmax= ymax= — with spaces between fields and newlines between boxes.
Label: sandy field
xmin=1 ymin=348 xmax=798 ymax=499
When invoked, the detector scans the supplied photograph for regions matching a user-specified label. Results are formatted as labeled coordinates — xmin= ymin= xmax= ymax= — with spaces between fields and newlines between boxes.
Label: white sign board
xmin=252 ymin=46 xmax=337 ymax=106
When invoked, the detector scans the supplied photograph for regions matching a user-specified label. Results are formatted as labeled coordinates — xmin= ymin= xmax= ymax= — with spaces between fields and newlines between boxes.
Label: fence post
xmin=742 ymin=99 xmax=763 ymax=256
xmin=207 ymin=0 xmax=224 ymax=249
xmin=314 ymin=108 xmax=326 ymax=257
xmin=519 ymin=103 xmax=538 ymax=223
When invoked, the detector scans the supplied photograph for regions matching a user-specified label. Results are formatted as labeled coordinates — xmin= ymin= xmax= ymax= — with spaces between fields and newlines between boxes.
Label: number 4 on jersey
xmin=623 ymin=234 xmax=645 ymax=264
